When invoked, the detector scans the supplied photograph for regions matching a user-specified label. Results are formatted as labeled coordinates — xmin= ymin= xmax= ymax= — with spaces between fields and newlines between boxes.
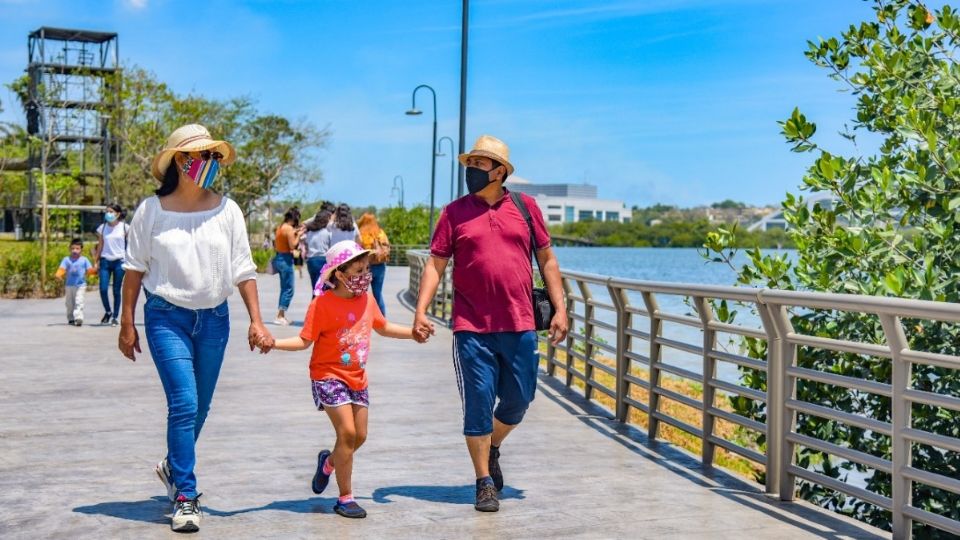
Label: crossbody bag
xmin=509 ymin=192 xmax=556 ymax=331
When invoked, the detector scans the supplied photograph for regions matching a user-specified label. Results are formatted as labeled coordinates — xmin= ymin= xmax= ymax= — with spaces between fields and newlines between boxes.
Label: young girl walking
xmin=273 ymin=240 xmax=425 ymax=518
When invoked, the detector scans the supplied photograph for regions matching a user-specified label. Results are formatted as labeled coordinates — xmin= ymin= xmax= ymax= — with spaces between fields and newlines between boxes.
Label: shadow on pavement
xmin=73 ymin=495 xmax=341 ymax=523
xmin=371 ymin=484 xmax=525 ymax=505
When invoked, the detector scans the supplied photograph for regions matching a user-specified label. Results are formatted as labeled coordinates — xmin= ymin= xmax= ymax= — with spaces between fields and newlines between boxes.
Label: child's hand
xmin=412 ymin=326 xmax=431 ymax=343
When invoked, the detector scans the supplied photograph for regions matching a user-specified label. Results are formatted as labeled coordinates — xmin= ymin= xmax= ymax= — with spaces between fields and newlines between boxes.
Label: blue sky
xmin=0 ymin=0 xmax=880 ymax=209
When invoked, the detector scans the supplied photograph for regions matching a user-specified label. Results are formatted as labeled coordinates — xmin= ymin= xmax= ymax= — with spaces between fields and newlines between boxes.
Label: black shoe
xmin=68 ymin=319 xmax=75 ymax=325
xmin=489 ymin=446 xmax=503 ymax=491
xmin=312 ymin=450 xmax=332 ymax=494
xmin=475 ymin=477 xmax=499 ymax=512
xmin=334 ymin=500 xmax=367 ymax=518
xmin=111 ymin=318 xmax=119 ymax=327
xmin=100 ymin=313 xmax=111 ymax=324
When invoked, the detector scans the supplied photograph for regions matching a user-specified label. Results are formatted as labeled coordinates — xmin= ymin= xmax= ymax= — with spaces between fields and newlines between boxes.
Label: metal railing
xmin=405 ymin=250 xmax=960 ymax=539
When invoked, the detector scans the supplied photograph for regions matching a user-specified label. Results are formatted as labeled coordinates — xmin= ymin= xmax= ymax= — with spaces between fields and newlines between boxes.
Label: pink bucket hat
xmin=315 ymin=240 xmax=370 ymax=295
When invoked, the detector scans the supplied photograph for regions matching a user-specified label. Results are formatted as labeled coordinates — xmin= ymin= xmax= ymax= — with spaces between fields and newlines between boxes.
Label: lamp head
xmin=405 ymin=108 xmax=422 ymax=116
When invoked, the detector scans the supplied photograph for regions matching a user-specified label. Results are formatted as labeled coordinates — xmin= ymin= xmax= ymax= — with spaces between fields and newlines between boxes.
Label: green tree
xmin=378 ymin=205 xmax=430 ymax=245
xmin=704 ymin=2 xmax=960 ymax=536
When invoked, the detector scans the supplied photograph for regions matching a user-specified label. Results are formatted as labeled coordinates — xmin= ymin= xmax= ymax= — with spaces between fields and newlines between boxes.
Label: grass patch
xmin=0 ymin=239 xmax=94 ymax=298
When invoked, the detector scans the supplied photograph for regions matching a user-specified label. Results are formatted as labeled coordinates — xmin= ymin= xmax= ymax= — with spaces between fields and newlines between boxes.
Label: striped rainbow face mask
xmin=182 ymin=155 xmax=220 ymax=190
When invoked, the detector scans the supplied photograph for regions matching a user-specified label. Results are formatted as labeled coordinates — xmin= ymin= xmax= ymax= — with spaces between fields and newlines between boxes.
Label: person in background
xmin=357 ymin=213 xmax=390 ymax=315
xmin=294 ymin=236 xmax=306 ymax=279
xmin=118 ymin=123 xmax=274 ymax=533
xmin=56 ymin=238 xmax=95 ymax=326
xmin=330 ymin=203 xmax=360 ymax=245
xmin=274 ymin=207 xmax=304 ymax=325
xmin=93 ymin=203 xmax=128 ymax=326
xmin=304 ymin=209 xmax=333 ymax=291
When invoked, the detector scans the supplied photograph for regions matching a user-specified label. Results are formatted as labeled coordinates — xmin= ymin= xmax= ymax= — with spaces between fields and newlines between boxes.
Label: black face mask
xmin=466 ymin=166 xmax=494 ymax=194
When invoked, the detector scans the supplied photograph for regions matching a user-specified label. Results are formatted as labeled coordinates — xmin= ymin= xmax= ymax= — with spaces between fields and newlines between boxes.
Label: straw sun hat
xmin=150 ymin=124 xmax=236 ymax=181
xmin=458 ymin=134 xmax=514 ymax=176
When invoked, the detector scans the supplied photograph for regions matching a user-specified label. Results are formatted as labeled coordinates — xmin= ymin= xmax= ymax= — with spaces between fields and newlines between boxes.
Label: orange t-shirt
xmin=275 ymin=223 xmax=293 ymax=253
xmin=300 ymin=291 xmax=386 ymax=390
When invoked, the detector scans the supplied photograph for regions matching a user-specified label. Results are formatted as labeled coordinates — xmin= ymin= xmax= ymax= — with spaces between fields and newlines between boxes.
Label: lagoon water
xmin=552 ymin=247 xmax=795 ymax=383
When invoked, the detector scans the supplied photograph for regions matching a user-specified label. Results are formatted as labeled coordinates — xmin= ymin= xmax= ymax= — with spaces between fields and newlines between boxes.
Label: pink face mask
xmin=343 ymin=272 xmax=373 ymax=296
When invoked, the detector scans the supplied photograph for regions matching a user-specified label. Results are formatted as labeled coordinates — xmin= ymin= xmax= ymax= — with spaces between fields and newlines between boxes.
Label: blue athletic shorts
xmin=452 ymin=331 xmax=540 ymax=436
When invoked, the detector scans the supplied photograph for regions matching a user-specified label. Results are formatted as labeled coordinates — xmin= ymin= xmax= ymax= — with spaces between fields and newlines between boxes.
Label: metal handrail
xmin=404 ymin=250 xmax=960 ymax=539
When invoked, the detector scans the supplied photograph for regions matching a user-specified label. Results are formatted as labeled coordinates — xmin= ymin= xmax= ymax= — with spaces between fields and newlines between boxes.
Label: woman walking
xmin=93 ymin=203 xmax=128 ymax=326
xmin=357 ymin=213 xmax=390 ymax=315
xmin=118 ymin=124 xmax=274 ymax=533
xmin=304 ymin=209 xmax=333 ymax=290
xmin=274 ymin=207 xmax=303 ymax=325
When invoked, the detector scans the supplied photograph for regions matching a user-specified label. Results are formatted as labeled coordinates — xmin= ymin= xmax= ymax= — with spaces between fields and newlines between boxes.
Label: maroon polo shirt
xmin=430 ymin=189 xmax=552 ymax=333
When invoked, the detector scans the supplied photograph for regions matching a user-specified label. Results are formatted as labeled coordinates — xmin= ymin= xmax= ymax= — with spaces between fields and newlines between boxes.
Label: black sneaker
xmin=334 ymin=500 xmax=367 ymax=518
xmin=475 ymin=477 xmax=499 ymax=512
xmin=111 ymin=318 xmax=119 ymax=327
xmin=489 ymin=446 xmax=503 ymax=491
xmin=171 ymin=494 xmax=202 ymax=532
xmin=68 ymin=319 xmax=75 ymax=325
xmin=100 ymin=313 xmax=111 ymax=324
xmin=312 ymin=450 xmax=332 ymax=494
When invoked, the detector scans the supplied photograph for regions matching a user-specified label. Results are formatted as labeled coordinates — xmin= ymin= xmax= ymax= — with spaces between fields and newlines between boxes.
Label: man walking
xmin=414 ymin=135 xmax=568 ymax=512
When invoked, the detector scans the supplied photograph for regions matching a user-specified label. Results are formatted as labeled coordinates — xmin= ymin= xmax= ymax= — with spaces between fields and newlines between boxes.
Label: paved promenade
xmin=0 ymin=268 xmax=883 ymax=539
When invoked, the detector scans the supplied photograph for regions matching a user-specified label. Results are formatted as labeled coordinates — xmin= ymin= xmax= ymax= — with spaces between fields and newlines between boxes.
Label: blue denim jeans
xmin=306 ymin=255 xmax=325 ymax=293
xmin=98 ymin=258 xmax=125 ymax=318
xmin=274 ymin=252 xmax=295 ymax=310
xmin=143 ymin=291 xmax=230 ymax=499
xmin=370 ymin=262 xmax=387 ymax=315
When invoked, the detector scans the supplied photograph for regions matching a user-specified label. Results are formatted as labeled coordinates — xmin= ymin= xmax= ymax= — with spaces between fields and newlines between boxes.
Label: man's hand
xmin=249 ymin=322 xmax=275 ymax=354
xmin=548 ymin=311 xmax=568 ymax=346
xmin=118 ymin=322 xmax=141 ymax=361
xmin=413 ymin=312 xmax=436 ymax=343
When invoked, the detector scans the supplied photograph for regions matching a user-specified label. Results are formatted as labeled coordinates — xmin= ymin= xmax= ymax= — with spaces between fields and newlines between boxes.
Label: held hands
xmin=248 ymin=321 xmax=275 ymax=354
xmin=413 ymin=312 xmax=435 ymax=344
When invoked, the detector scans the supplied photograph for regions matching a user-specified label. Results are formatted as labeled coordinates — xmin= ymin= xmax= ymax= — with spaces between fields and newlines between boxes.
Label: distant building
xmin=747 ymin=193 xmax=837 ymax=232
xmin=505 ymin=176 xmax=630 ymax=225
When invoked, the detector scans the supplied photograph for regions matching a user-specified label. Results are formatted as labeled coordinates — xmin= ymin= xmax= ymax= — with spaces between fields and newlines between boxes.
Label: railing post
xmin=694 ymin=296 xmax=717 ymax=468
xmin=578 ymin=280 xmax=596 ymax=401
xmin=641 ymin=290 xmax=662 ymax=440
xmin=767 ymin=302 xmax=797 ymax=501
xmin=757 ymin=295 xmax=781 ymax=496
xmin=564 ymin=277 xmax=577 ymax=386
xmin=879 ymin=314 xmax=913 ymax=540
xmin=608 ymin=281 xmax=630 ymax=422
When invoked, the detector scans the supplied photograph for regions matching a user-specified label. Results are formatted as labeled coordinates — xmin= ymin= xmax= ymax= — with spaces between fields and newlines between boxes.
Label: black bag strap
xmin=509 ymin=191 xmax=547 ymax=282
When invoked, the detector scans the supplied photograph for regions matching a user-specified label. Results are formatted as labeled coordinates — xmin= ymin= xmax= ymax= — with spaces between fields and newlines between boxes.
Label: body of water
xmin=551 ymin=247 xmax=795 ymax=382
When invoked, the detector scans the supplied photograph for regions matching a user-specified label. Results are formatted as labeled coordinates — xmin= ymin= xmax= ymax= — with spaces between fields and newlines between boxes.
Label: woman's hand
xmin=249 ymin=321 xmax=274 ymax=353
xmin=118 ymin=323 xmax=141 ymax=362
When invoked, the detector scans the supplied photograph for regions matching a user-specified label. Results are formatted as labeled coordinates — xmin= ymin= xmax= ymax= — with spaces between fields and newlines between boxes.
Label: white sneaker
xmin=171 ymin=494 xmax=202 ymax=533
xmin=274 ymin=317 xmax=290 ymax=326
xmin=155 ymin=459 xmax=176 ymax=502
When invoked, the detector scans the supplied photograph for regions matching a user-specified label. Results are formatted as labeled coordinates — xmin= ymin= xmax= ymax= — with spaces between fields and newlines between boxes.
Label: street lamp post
xmin=405 ymin=84 xmax=438 ymax=236
xmin=391 ymin=175 xmax=405 ymax=208
xmin=436 ymin=136 xmax=456 ymax=202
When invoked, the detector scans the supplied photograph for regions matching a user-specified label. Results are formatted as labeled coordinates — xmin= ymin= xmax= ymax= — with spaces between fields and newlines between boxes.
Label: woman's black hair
xmin=283 ymin=207 xmax=301 ymax=227
xmin=156 ymin=161 xmax=181 ymax=197
xmin=305 ymin=210 xmax=332 ymax=232
xmin=335 ymin=203 xmax=353 ymax=232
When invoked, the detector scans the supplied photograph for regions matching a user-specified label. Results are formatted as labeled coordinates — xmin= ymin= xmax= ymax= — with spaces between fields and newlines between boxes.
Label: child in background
xmin=272 ymin=240 xmax=427 ymax=518
xmin=55 ymin=238 xmax=96 ymax=326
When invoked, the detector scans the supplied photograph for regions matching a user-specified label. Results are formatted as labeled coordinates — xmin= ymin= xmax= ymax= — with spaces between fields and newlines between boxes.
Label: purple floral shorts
xmin=311 ymin=378 xmax=369 ymax=410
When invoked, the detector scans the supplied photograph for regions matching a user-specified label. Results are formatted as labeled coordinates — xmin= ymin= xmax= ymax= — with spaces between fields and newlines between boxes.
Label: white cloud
xmin=124 ymin=0 xmax=147 ymax=9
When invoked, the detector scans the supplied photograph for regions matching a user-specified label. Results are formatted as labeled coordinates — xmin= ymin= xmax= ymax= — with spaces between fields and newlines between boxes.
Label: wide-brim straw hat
xmin=458 ymin=134 xmax=514 ymax=176
xmin=315 ymin=240 xmax=371 ymax=295
xmin=150 ymin=124 xmax=236 ymax=181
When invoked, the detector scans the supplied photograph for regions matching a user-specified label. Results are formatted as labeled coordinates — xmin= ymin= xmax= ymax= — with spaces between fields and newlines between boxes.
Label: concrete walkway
xmin=0 ymin=268 xmax=883 ymax=539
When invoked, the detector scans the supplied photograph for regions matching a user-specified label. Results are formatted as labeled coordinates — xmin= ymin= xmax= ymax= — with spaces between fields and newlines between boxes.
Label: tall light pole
xmin=457 ymin=0 xmax=469 ymax=198
xmin=391 ymin=175 xmax=405 ymax=208
xmin=436 ymin=136 xmax=456 ymax=202
xmin=405 ymin=84 xmax=438 ymax=236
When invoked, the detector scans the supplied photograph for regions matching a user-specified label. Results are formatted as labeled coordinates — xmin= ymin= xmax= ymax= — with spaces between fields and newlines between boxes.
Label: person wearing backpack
xmin=357 ymin=213 xmax=390 ymax=315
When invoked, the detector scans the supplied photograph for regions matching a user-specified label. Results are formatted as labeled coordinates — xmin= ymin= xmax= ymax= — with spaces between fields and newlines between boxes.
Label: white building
xmin=506 ymin=176 xmax=630 ymax=225
xmin=747 ymin=193 xmax=836 ymax=232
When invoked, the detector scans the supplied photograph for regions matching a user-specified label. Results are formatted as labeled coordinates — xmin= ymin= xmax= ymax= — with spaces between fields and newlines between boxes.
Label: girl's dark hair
xmin=335 ymin=203 xmax=353 ymax=231
xmin=283 ymin=207 xmax=301 ymax=227
xmin=306 ymin=210 xmax=332 ymax=232
xmin=106 ymin=203 xmax=125 ymax=220
xmin=156 ymin=162 xmax=181 ymax=197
